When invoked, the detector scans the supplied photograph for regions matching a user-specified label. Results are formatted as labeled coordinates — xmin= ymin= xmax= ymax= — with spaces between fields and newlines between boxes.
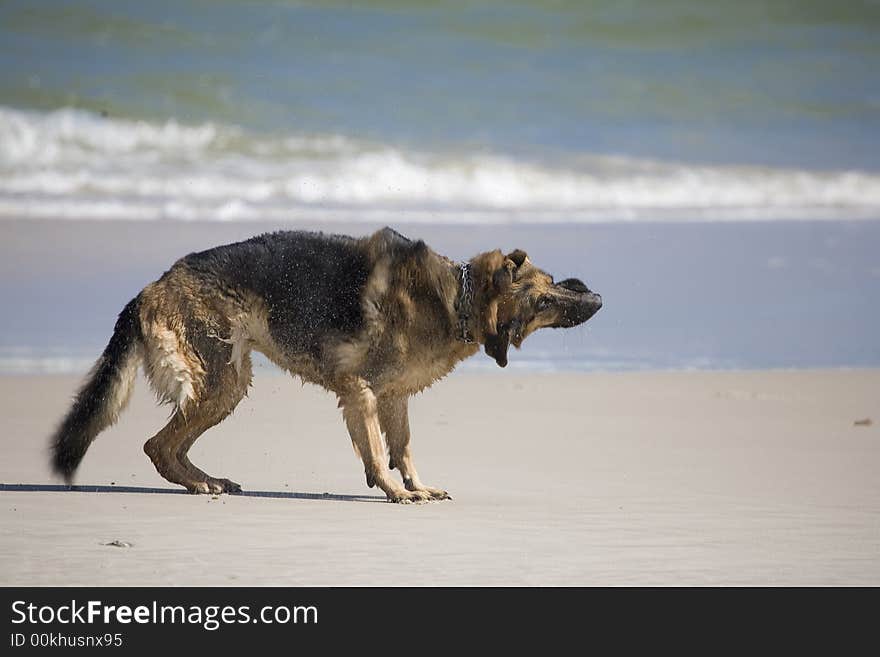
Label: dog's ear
xmin=490 ymin=249 xmax=527 ymax=292
xmin=473 ymin=249 xmax=523 ymax=367
xmin=484 ymin=323 xmax=510 ymax=368
xmin=492 ymin=257 xmax=516 ymax=294
xmin=506 ymin=249 xmax=528 ymax=268
xmin=482 ymin=253 xmax=522 ymax=367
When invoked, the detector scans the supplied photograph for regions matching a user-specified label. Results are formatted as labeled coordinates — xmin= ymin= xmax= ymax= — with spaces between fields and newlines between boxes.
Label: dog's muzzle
xmin=555 ymin=278 xmax=602 ymax=327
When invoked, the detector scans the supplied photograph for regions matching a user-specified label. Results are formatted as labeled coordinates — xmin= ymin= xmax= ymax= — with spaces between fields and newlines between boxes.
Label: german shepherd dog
xmin=50 ymin=228 xmax=601 ymax=502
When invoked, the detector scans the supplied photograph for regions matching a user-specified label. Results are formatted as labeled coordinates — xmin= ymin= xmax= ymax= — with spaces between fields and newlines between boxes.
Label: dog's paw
xmin=190 ymin=478 xmax=241 ymax=495
xmin=423 ymin=486 xmax=451 ymax=501
xmin=386 ymin=489 xmax=431 ymax=504
xmin=185 ymin=481 xmax=212 ymax=494
xmin=404 ymin=481 xmax=451 ymax=501
xmin=215 ymin=478 xmax=242 ymax=494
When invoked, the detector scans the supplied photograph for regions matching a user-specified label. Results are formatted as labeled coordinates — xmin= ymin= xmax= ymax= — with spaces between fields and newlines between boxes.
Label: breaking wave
xmin=2 ymin=106 xmax=880 ymax=223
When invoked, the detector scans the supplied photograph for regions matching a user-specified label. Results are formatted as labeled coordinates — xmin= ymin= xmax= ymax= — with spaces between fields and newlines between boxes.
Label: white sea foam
xmin=2 ymin=106 xmax=880 ymax=223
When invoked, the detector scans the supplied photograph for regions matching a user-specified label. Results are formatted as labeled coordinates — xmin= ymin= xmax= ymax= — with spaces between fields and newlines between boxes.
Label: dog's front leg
xmin=339 ymin=380 xmax=431 ymax=503
xmin=378 ymin=395 xmax=450 ymax=500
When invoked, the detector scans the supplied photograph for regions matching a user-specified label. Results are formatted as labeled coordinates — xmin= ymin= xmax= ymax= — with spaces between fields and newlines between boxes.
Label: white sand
xmin=1 ymin=369 xmax=878 ymax=586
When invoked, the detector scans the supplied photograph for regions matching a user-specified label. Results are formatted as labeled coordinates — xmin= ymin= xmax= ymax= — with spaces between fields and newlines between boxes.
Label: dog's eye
xmin=536 ymin=296 xmax=553 ymax=311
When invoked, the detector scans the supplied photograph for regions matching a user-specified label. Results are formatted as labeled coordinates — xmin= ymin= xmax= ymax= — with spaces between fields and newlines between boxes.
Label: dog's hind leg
xmin=143 ymin=412 xmax=212 ymax=493
xmin=339 ymin=380 xmax=429 ymax=503
xmin=378 ymin=395 xmax=449 ymax=500
xmin=140 ymin=295 xmax=252 ymax=494
xmin=172 ymin=353 xmax=252 ymax=494
xmin=143 ymin=364 xmax=249 ymax=495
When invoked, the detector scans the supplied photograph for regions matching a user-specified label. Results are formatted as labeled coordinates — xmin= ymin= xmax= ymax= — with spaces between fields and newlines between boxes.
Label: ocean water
xmin=2 ymin=0 xmax=880 ymax=223
xmin=3 ymin=105 xmax=880 ymax=223
xmin=1 ymin=1 xmax=878 ymax=373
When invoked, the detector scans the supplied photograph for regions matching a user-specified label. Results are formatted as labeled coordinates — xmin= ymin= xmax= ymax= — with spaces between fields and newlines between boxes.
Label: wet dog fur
xmin=50 ymin=227 xmax=601 ymax=502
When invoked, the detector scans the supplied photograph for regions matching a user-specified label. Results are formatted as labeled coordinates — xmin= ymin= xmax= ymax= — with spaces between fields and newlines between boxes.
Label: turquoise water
xmin=2 ymin=1 xmax=880 ymax=224
xmin=3 ymin=0 xmax=880 ymax=168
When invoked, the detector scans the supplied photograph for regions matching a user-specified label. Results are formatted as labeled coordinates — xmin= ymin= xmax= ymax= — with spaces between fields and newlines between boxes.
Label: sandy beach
xmin=1 ymin=368 xmax=878 ymax=586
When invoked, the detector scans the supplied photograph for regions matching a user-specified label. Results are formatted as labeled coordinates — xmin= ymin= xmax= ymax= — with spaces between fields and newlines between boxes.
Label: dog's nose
xmin=580 ymin=292 xmax=601 ymax=322
xmin=560 ymin=292 xmax=602 ymax=326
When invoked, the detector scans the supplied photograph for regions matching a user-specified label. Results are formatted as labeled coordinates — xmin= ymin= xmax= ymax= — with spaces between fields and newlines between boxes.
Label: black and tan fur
xmin=50 ymin=228 xmax=601 ymax=502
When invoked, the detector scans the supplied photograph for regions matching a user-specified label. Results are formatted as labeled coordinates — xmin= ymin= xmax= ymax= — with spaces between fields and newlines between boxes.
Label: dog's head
xmin=471 ymin=249 xmax=602 ymax=367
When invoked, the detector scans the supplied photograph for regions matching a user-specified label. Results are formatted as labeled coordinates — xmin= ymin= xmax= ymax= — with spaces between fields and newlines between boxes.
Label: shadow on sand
xmin=0 ymin=483 xmax=386 ymax=503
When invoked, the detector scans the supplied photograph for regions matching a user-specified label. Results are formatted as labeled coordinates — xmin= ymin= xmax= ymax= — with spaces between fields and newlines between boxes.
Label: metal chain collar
xmin=457 ymin=262 xmax=475 ymax=344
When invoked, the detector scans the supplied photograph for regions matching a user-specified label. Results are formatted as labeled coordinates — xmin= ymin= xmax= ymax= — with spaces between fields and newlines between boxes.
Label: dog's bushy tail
xmin=50 ymin=296 xmax=143 ymax=483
